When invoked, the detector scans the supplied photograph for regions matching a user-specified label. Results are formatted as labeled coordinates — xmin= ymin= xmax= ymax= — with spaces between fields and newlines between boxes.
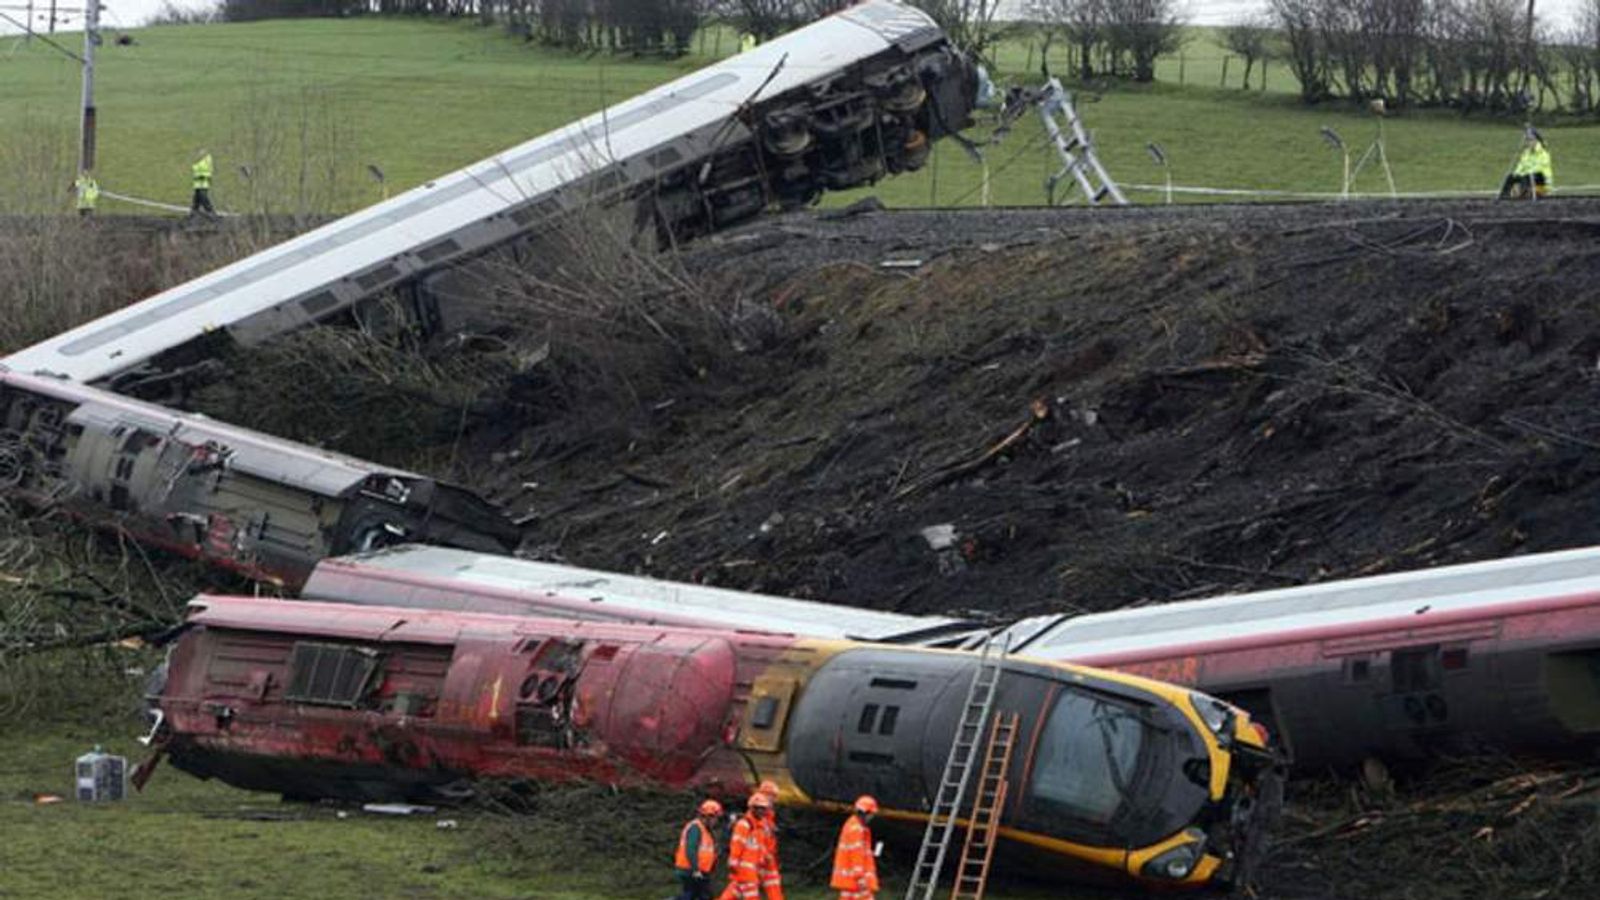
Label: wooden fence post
xmin=1221 ymin=55 xmax=1230 ymax=88
xmin=1179 ymin=51 xmax=1186 ymax=85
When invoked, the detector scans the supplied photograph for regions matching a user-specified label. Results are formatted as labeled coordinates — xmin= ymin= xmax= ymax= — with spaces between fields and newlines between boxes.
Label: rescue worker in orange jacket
xmin=675 ymin=799 xmax=723 ymax=900
xmin=831 ymin=796 xmax=879 ymax=900
xmin=754 ymin=781 xmax=784 ymax=900
xmin=723 ymin=793 xmax=771 ymax=900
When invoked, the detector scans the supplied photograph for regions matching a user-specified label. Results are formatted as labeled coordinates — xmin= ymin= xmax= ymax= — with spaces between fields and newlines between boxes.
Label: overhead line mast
xmin=78 ymin=0 xmax=98 ymax=174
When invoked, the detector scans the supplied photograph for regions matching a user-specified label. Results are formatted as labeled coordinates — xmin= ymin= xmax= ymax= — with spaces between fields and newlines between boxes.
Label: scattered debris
xmin=74 ymin=746 xmax=127 ymax=802
xmin=362 ymin=802 xmax=437 ymax=816
xmin=919 ymin=524 xmax=957 ymax=551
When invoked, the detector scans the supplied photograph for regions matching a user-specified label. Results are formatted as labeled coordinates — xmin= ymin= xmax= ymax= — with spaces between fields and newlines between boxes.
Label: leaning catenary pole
xmin=78 ymin=0 xmax=97 ymax=173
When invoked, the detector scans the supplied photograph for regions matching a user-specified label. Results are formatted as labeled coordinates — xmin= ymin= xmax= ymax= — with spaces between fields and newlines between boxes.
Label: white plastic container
xmin=74 ymin=746 xmax=127 ymax=802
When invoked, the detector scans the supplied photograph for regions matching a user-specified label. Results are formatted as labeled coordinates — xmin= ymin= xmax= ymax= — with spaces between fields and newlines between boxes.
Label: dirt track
xmin=196 ymin=198 xmax=1600 ymax=897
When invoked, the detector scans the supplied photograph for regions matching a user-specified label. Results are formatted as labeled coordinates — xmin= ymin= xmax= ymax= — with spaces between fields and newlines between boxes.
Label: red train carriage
xmin=302 ymin=544 xmax=1600 ymax=771
xmin=144 ymin=596 xmax=1281 ymax=889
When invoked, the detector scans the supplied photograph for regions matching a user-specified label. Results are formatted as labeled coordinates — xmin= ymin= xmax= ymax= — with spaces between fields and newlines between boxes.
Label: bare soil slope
xmin=477 ymin=203 xmax=1600 ymax=619
xmin=193 ymin=199 xmax=1600 ymax=898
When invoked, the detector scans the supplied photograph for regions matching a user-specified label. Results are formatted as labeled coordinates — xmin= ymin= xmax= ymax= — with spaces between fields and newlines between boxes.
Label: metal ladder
xmin=904 ymin=636 xmax=1009 ymax=900
xmin=1037 ymin=77 xmax=1128 ymax=207
xmin=949 ymin=711 xmax=1021 ymax=900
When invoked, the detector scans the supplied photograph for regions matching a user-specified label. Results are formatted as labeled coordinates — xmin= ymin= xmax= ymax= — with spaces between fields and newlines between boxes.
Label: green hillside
xmin=2 ymin=17 xmax=1596 ymax=214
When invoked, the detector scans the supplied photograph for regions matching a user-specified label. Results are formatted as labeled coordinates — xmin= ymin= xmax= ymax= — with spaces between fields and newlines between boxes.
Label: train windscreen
xmin=1030 ymin=690 xmax=1146 ymax=826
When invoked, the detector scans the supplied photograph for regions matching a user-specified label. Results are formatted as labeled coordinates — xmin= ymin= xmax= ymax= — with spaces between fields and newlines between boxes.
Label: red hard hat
xmin=854 ymin=795 xmax=879 ymax=814
xmin=748 ymin=792 xmax=773 ymax=810
xmin=698 ymin=799 xmax=724 ymax=817
xmin=757 ymin=780 xmax=781 ymax=798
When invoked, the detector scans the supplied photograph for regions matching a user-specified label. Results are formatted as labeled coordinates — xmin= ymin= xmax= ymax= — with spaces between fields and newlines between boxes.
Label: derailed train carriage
xmin=0 ymin=0 xmax=981 ymax=589
xmin=3 ymin=0 xmax=977 ymax=389
xmin=0 ymin=370 xmax=519 ymax=586
xmin=299 ymin=544 xmax=1600 ymax=771
xmin=144 ymin=596 xmax=1282 ymax=889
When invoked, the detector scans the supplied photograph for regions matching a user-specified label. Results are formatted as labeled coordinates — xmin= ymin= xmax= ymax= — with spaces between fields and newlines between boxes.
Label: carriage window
xmin=1344 ymin=657 xmax=1372 ymax=683
xmin=1392 ymin=646 xmax=1442 ymax=692
xmin=751 ymin=696 xmax=780 ymax=729
xmin=857 ymin=703 xmax=880 ymax=733
xmin=284 ymin=642 xmax=381 ymax=708
xmin=878 ymin=706 xmax=899 ymax=736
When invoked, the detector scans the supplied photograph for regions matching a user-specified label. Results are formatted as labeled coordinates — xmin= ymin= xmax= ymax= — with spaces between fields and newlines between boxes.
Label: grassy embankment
xmin=4 ymin=17 xmax=1598 ymax=214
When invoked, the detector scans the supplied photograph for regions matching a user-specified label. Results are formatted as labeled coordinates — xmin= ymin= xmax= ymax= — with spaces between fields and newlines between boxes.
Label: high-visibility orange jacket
xmin=830 ymin=814 xmax=878 ymax=892
xmin=676 ymin=818 xmax=717 ymax=875
xmin=756 ymin=816 xmax=783 ymax=900
xmin=727 ymin=815 xmax=764 ymax=885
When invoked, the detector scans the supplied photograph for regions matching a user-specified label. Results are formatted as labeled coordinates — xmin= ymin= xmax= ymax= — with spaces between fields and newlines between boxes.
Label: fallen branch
xmin=895 ymin=399 xmax=1049 ymax=500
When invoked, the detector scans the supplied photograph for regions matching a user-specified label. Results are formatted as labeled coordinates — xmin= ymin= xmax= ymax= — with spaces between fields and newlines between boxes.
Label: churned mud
xmin=194 ymin=199 xmax=1600 ymax=897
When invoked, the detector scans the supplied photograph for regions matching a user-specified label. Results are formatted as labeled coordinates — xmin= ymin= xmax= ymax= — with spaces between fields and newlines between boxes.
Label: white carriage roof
xmin=319 ymin=544 xmax=1600 ymax=662
xmin=1006 ymin=545 xmax=1600 ymax=662
xmin=313 ymin=544 xmax=975 ymax=642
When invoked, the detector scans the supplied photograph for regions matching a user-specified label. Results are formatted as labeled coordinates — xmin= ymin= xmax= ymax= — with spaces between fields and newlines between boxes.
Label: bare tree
xmin=1029 ymin=0 xmax=1106 ymax=80
xmin=1573 ymin=0 xmax=1600 ymax=111
xmin=1347 ymin=0 xmax=1427 ymax=105
xmin=911 ymin=0 xmax=1003 ymax=58
xmin=1271 ymin=0 xmax=1332 ymax=99
xmin=1102 ymin=0 xmax=1186 ymax=83
xmin=1222 ymin=12 xmax=1273 ymax=89
xmin=733 ymin=0 xmax=803 ymax=41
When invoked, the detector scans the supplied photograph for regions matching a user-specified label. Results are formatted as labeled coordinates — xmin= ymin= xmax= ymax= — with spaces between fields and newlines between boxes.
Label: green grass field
xmin=0 ymin=709 xmax=1059 ymax=900
xmin=4 ymin=17 xmax=1596 ymax=215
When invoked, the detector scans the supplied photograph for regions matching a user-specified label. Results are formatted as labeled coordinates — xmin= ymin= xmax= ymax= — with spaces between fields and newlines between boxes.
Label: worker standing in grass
xmin=754 ymin=781 xmax=784 ymax=900
xmin=190 ymin=149 xmax=216 ymax=216
xmin=73 ymin=170 xmax=100 ymax=217
xmin=831 ymin=796 xmax=879 ymax=900
xmin=1499 ymin=129 xmax=1553 ymax=200
xmin=675 ymin=799 xmax=723 ymax=900
xmin=723 ymin=793 xmax=771 ymax=900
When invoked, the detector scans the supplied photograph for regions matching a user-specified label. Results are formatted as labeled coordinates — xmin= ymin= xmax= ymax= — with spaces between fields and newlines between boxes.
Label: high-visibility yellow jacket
xmin=675 ymin=818 xmax=717 ymax=875
xmin=829 ymin=814 xmax=878 ymax=892
xmin=1514 ymin=142 xmax=1553 ymax=183
xmin=75 ymin=174 xmax=100 ymax=210
xmin=192 ymin=154 xmax=214 ymax=190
